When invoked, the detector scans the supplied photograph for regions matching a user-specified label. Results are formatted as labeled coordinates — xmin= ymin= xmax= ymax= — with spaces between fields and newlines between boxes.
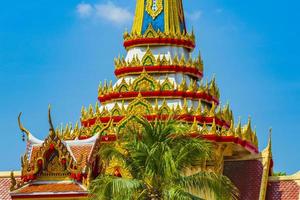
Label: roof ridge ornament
xmin=18 ymin=112 xmax=31 ymax=142
xmin=48 ymin=104 xmax=56 ymax=138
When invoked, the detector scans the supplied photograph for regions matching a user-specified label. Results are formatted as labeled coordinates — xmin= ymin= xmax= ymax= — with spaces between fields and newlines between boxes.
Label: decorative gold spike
xmin=161 ymin=54 xmax=169 ymax=65
xmin=88 ymin=104 xmax=94 ymax=118
xmin=235 ymin=118 xmax=242 ymax=138
xmin=216 ymin=105 xmax=222 ymax=119
xmin=179 ymin=77 xmax=187 ymax=91
xmin=190 ymin=117 xmax=199 ymax=133
xmin=196 ymin=100 xmax=202 ymax=115
xmin=187 ymin=79 xmax=194 ymax=92
xmin=253 ymin=128 xmax=258 ymax=147
xmin=10 ymin=171 xmax=17 ymax=191
xmin=227 ymin=120 xmax=235 ymax=136
xmin=173 ymin=54 xmax=179 ymax=65
xmin=201 ymin=122 xmax=208 ymax=135
xmin=179 ymin=53 xmax=186 ymax=66
xmin=108 ymin=81 xmax=113 ymax=93
xmin=175 ymin=104 xmax=181 ymax=115
xmin=189 ymin=103 xmax=196 ymax=115
xmin=209 ymin=102 xmax=216 ymax=117
xmin=211 ymin=118 xmax=217 ymax=134
xmin=98 ymin=82 xmax=103 ymax=96
xmin=220 ymin=126 xmax=227 ymax=136
xmin=181 ymin=98 xmax=189 ymax=115
xmin=242 ymin=117 xmax=252 ymax=141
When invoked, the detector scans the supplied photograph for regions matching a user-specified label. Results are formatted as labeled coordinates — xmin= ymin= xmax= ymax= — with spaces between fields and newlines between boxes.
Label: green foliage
xmin=89 ymin=118 xmax=239 ymax=200
xmin=273 ymin=172 xmax=287 ymax=176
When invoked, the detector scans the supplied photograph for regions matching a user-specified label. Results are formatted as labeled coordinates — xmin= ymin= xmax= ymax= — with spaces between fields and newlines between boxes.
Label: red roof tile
xmin=14 ymin=183 xmax=85 ymax=194
xmin=223 ymin=160 xmax=263 ymax=200
xmin=0 ymin=178 xmax=12 ymax=200
xmin=267 ymin=180 xmax=299 ymax=200
xmin=69 ymin=144 xmax=93 ymax=165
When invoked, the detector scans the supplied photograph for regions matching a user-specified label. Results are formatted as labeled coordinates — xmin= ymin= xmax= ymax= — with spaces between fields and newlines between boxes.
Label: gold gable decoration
xmin=124 ymin=24 xmax=195 ymax=48
xmin=114 ymin=48 xmax=203 ymax=74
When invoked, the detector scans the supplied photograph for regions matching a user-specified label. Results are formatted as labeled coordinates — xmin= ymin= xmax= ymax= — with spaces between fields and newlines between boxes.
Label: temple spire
xmin=132 ymin=0 xmax=186 ymax=35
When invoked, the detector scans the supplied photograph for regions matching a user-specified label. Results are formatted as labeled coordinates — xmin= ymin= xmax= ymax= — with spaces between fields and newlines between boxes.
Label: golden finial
xmin=190 ymin=117 xmax=199 ymax=133
xmin=179 ymin=53 xmax=186 ymax=66
xmin=18 ymin=112 xmax=31 ymax=142
xmin=74 ymin=121 xmax=79 ymax=131
xmin=108 ymin=81 xmax=113 ymax=93
xmin=187 ymin=56 xmax=193 ymax=67
xmin=189 ymin=104 xmax=195 ymax=115
xmin=268 ymin=127 xmax=272 ymax=152
xmin=253 ymin=127 xmax=258 ymax=147
xmin=216 ymin=105 xmax=222 ymax=119
xmin=227 ymin=120 xmax=235 ymax=136
xmin=201 ymin=122 xmax=208 ymax=135
xmin=242 ymin=117 xmax=252 ymax=141
xmin=235 ymin=117 xmax=242 ymax=138
xmin=81 ymin=106 xmax=85 ymax=118
xmin=179 ymin=77 xmax=187 ymax=91
xmin=98 ymin=82 xmax=103 ymax=96
xmin=88 ymin=104 xmax=94 ymax=118
xmin=175 ymin=104 xmax=181 ymax=114
xmin=196 ymin=100 xmax=202 ymax=115
xmin=209 ymin=102 xmax=216 ymax=117
xmin=48 ymin=105 xmax=55 ymax=138
xmin=187 ymin=79 xmax=195 ymax=92
xmin=211 ymin=118 xmax=217 ymax=134
xmin=181 ymin=98 xmax=189 ymax=115
xmin=173 ymin=53 xmax=179 ymax=65
xmin=10 ymin=171 xmax=16 ymax=191
xmin=95 ymin=102 xmax=99 ymax=111
xmin=156 ymin=54 xmax=161 ymax=65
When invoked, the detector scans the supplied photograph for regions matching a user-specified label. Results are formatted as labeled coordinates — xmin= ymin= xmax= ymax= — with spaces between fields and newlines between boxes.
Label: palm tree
xmin=89 ymin=117 xmax=239 ymax=200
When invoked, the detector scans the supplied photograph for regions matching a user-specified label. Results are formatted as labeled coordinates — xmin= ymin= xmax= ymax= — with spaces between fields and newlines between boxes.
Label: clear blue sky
xmin=0 ymin=0 xmax=299 ymax=174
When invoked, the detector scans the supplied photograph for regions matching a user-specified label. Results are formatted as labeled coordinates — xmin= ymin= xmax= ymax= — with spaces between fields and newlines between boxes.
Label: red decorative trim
xmin=199 ymin=135 xmax=259 ymax=154
xmin=81 ymin=115 xmax=229 ymax=129
xmin=78 ymin=132 xmax=258 ymax=154
xmin=98 ymin=91 xmax=219 ymax=105
xmin=124 ymin=38 xmax=195 ymax=50
xmin=115 ymin=65 xmax=203 ymax=79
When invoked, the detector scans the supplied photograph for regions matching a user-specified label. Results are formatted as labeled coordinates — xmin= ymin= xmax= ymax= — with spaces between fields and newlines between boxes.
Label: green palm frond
xmin=89 ymin=176 xmax=144 ymax=200
xmin=176 ymin=171 xmax=239 ymax=200
xmin=163 ymin=185 xmax=205 ymax=200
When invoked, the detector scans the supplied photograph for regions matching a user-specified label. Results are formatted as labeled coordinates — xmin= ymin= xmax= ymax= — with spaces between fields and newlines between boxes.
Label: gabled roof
xmin=0 ymin=171 xmax=21 ymax=200
xmin=10 ymin=181 xmax=88 ymax=199
xmin=267 ymin=172 xmax=300 ymax=200
xmin=224 ymin=159 xmax=263 ymax=200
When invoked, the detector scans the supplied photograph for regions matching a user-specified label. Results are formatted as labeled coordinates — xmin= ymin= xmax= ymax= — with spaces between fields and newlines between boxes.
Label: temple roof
xmin=0 ymin=171 xmax=20 ymax=200
xmin=10 ymin=181 xmax=87 ymax=199
xmin=267 ymin=172 xmax=300 ymax=200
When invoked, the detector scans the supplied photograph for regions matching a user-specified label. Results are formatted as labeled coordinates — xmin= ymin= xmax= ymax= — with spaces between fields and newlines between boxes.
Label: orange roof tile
xmin=15 ymin=182 xmax=86 ymax=194
xmin=69 ymin=144 xmax=93 ymax=164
